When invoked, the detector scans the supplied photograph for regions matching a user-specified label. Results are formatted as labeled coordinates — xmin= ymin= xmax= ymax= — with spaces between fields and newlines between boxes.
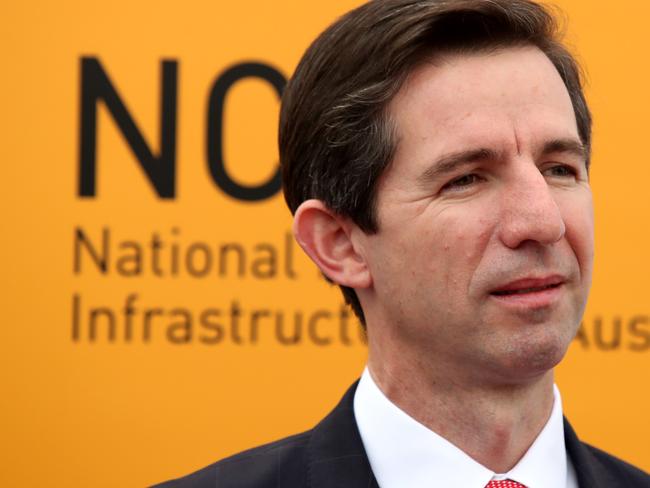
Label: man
xmin=155 ymin=0 xmax=649 ymax=486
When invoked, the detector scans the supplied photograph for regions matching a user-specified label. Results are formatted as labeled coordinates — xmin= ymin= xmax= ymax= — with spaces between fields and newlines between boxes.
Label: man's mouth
xmin=488 ymin=276 xmax=566 ymax=309
xmin=491 ymin=283 xmax=561 ymax=296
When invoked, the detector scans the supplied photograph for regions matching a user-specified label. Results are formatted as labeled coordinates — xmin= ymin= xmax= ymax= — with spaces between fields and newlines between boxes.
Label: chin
xmin=470 ymin=318 xmax=575 ymax=385
xmin=501 ymin=328 xmax=574 ymax=381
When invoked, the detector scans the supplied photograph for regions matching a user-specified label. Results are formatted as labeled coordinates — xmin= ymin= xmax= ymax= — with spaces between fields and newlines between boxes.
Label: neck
xmin=367 ymin=354 xmax=555 ymax=473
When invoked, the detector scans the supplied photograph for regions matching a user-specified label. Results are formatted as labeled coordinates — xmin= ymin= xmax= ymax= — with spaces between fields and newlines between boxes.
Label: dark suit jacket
xmin=153 ymin=382 xmax=649 ymax=487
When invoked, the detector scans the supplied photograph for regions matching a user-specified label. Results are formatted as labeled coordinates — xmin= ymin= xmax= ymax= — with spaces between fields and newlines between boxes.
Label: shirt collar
xmin=353 ymin=367 xmax=569 ymax=488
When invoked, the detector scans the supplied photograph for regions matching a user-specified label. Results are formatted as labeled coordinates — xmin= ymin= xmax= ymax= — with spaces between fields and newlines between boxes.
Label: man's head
xmin=280 ymin=0 xmax=591 ymax=326
xmin=281 ymin=0 xmax=593 ymax=382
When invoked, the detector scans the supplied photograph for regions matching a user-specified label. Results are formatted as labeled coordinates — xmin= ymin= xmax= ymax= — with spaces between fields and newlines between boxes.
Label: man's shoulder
xmin=564 ymin=418 xmax=649 ymax=487
xmin=151 ymin=382 xmax=367 ymax=488
xmin=151 ymin=430 xmax=312 ymax=488
xmin=580 ymin=441 xmax=649 ymax=486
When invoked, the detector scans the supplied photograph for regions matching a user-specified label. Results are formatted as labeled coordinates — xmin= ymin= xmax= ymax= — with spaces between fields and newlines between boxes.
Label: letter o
xmin=207 ymin=62 xmax=286 ymax=201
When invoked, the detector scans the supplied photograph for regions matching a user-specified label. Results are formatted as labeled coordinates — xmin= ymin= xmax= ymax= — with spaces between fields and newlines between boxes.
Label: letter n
xmin=78 ymin=57 xmax=178 ymax=198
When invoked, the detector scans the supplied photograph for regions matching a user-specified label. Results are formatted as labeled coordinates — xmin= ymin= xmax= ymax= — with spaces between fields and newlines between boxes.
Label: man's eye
xmin=443 ymin=174 xmax=481 ymax=190
xmin=544 ymin=165 xmax=577 ymax=178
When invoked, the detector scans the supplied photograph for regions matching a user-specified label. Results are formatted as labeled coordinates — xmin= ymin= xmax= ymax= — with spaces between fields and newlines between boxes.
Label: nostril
xmin=498 ymin=215 xmax=565 ymax=249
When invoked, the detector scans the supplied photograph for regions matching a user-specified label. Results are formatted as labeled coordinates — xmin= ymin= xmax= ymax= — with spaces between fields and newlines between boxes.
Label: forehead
xmin=387 ymin=46 xmax=578 ymax=163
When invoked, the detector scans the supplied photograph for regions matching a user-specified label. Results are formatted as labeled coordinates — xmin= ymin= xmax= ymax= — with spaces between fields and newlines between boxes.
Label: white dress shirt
xmin=353 ymin=368 xmax=579 ymax=488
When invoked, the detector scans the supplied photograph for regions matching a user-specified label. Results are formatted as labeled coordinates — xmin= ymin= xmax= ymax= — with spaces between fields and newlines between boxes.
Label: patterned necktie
xmin=484 ymin=480 xmax=527 ymax=488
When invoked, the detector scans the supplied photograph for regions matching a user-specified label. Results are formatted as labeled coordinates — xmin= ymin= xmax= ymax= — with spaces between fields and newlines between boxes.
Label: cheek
xmin=436 ymin=211 xmax=496 ymax=287
xmin=442 ymin=209 xmax=495 ymax=252
xmin=559 ymin=190 xmax=594 ymax=276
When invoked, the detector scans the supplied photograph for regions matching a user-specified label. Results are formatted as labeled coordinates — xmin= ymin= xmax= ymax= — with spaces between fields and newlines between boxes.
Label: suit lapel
xmin=307 ymin=382 xmax=379 ymax=488
xmin=564 ymin=417 xmax=621 ymax=488
xmin=308 ymin=386 xmax=613 ymax=488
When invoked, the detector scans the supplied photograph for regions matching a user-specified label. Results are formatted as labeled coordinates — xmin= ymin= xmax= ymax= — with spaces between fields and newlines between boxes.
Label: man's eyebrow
xmin=417 ymin=147 xmax=500 ymax=185
xmin=540 ymin=138 xmax=588 ymax=161
xmin=417 ymin=138 xmax=588 ymax=186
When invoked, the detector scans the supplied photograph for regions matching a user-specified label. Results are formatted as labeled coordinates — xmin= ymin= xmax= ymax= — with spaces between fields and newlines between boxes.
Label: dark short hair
xmin=279 ymin=0 xmax=591 ymax=326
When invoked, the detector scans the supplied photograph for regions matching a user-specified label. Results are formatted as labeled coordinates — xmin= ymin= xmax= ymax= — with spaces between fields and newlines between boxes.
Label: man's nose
xmin=497 ymin=167 xmax=566 ymax=249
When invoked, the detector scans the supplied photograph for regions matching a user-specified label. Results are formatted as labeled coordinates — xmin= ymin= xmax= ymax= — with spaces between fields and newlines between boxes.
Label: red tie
xmin=485 ymin=481 xmax=527 ymax=488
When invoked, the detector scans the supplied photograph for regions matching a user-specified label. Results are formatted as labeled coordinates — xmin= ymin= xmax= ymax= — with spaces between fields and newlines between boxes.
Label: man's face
xmin=359 ymin=46 xmax=594 ymax=383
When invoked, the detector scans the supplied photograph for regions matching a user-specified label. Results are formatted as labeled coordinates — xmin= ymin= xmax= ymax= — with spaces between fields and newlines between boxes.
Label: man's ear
xmin=293 ymin=199 xmax=372 ymax=289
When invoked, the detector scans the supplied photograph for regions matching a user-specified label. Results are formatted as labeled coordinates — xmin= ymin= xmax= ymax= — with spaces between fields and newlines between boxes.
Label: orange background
xmin=2 ymin=1 xmax=649 ymax=486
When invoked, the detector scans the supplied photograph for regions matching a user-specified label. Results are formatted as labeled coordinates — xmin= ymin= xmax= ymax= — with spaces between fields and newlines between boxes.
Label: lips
xmin=490 ymin=276 xmax=565 ymax=297
xmin=488 ymin=276 xmax=566 ymax=309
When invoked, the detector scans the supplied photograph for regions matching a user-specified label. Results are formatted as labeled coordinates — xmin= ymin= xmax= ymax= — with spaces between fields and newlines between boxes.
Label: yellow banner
xmin=2 ymin=1 xmax=648 ymax=486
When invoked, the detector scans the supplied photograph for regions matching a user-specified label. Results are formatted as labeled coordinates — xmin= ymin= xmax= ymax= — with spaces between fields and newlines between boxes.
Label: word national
xmin=73 ymin=226 xmax=298 ymax=279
